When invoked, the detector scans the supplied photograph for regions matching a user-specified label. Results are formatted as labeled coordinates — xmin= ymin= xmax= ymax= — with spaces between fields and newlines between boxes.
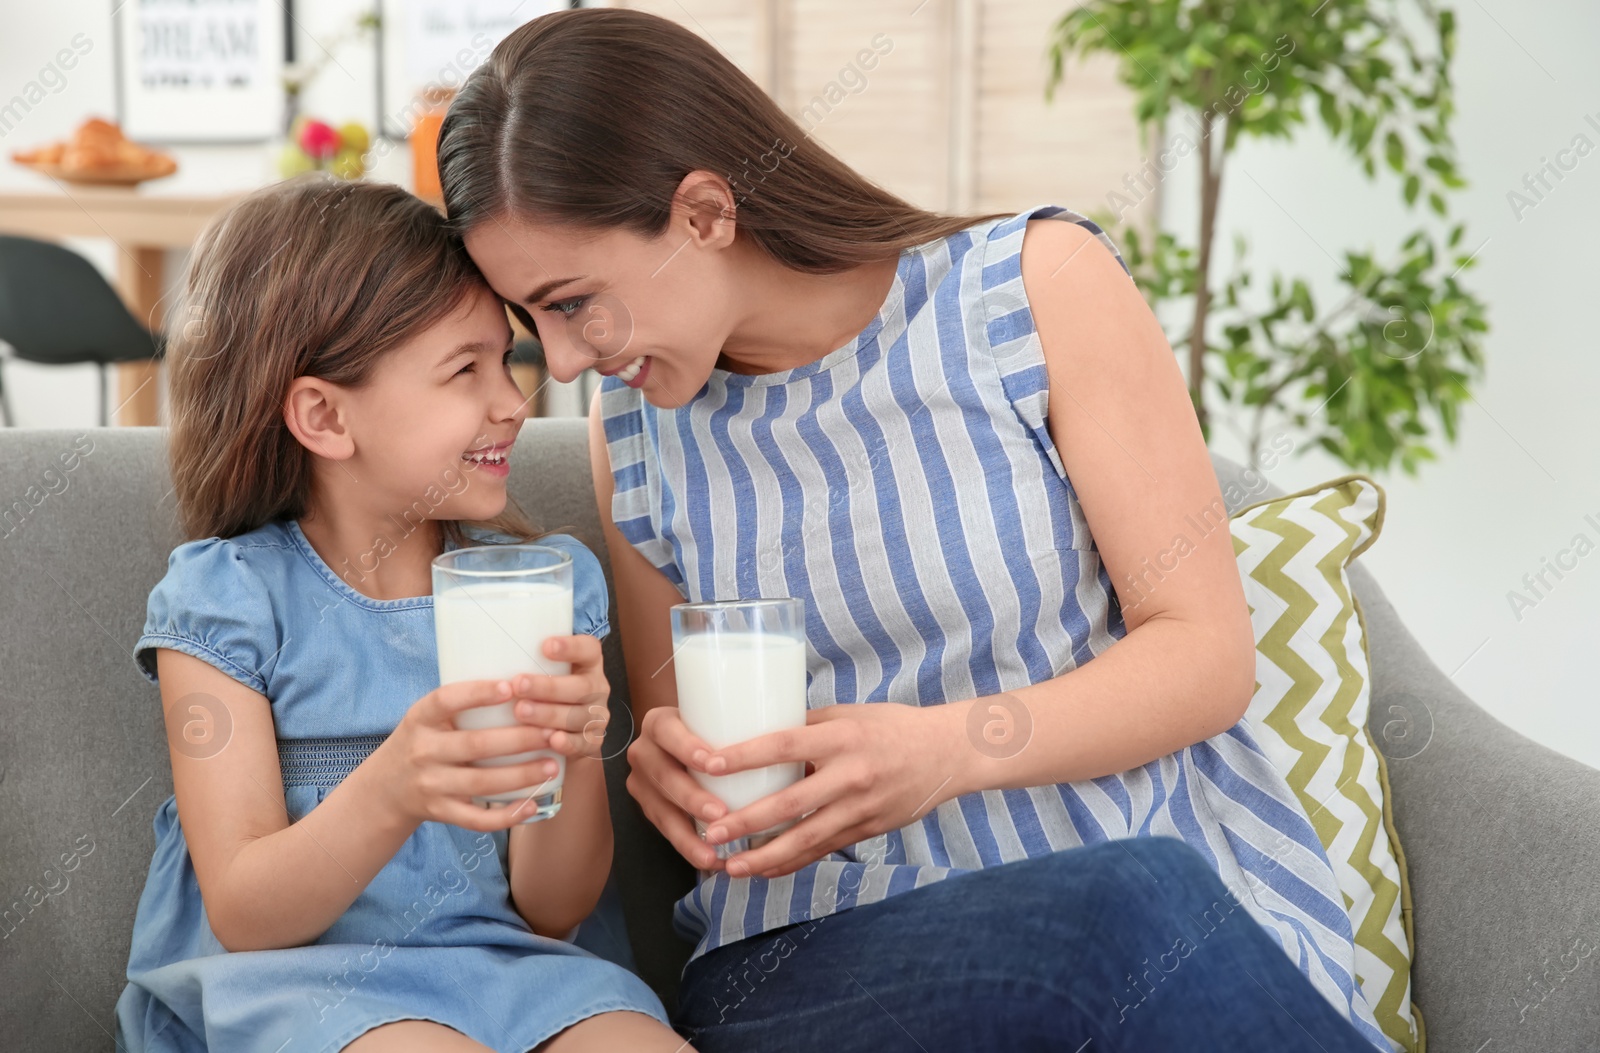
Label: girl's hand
xmin=699 ymin=702 xmax=965 ymax=879
xmin=376 ymin=677 xmax=567 ymax=832
xmin=624 ymin=706 xmax=731 ymax=872
xmin=510 ymin=635 xmax=612 ymax=761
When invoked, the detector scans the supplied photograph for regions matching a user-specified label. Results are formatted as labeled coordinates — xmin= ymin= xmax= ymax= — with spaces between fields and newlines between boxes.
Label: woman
xmin=438 ymin=9 xmax=1389 ymax=1051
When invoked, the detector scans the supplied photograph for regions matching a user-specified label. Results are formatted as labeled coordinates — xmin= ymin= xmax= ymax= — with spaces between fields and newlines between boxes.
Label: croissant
xmin=10 ymin=117 xmax=177 ymax=179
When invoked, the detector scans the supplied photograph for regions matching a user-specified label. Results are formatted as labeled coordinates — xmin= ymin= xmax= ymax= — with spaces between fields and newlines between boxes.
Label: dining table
xmin=0 ymin=145 xmax=543 ymax=425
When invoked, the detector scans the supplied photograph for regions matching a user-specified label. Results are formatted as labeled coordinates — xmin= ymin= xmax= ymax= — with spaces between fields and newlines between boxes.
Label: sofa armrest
xmin=1351 ymin=562 xmax=1600 ymax=1052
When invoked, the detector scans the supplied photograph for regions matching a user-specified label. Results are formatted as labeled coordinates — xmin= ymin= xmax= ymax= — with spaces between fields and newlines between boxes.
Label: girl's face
xmin=330 ymin=284 xmax=528 ymax=524
xmin=463 ymin=210 xmax=737 ymax=411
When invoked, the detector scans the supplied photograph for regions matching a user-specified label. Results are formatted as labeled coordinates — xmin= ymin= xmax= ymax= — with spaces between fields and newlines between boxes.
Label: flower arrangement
xmin=277 ymin=117 xmax=371 ymax=180
xmin=275 ymin=11 xmax=379 ymax=181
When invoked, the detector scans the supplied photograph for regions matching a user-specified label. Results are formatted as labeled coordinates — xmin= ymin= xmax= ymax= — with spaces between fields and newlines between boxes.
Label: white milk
xmin=674 ymin=631 xmax=807 ymax=812
xmin=434 ymin=580 xmax=572 ymax=803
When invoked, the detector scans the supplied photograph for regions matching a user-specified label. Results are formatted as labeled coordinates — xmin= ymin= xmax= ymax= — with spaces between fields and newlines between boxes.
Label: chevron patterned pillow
xmin=1230 ymin=474 xmax=1422 ymax=1053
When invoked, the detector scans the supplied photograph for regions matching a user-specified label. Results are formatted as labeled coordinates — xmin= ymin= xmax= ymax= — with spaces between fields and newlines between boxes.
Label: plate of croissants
xmin=10 ymin=117 xmax=179 ymax=186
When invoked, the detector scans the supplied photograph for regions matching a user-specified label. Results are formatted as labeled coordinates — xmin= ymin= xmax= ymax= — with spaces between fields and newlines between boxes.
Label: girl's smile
xmin=462 ymin=438 xmax=513 ymax=476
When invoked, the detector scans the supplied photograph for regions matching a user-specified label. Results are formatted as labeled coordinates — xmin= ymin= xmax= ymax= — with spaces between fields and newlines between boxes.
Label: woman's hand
xmin=625 ymin=706 xmax=732 ymax=873
xmin=510 ymin=634 xmax=612 ymax=761
xmin=376 ymin=676 xmax=566 ymax=832
xmin=700 ymin=701 xmax=968 ymax=880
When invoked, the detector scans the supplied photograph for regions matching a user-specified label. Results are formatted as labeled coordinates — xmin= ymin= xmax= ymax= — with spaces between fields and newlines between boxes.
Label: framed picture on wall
xmin=375 ymin=0 xmax=575 ymax=139
xmin=113 ymin=0 xmax=287 ymax=143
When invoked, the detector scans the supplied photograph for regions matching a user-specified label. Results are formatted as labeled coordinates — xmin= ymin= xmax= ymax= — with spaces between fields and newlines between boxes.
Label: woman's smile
xmin=604 ymin=354 xmax=650 ymax=387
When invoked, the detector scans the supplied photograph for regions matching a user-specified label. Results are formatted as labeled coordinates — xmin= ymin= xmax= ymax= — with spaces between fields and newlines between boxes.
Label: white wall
xmin=4 ymin=2 xmax=1596 ymax=766
xmin=1157 ymin=2 xmax=1600 ymax=768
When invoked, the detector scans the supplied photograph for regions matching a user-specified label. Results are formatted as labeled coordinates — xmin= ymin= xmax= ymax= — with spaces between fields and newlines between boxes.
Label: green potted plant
xmin=1048 ymin=0 xmax=1489 ymax=473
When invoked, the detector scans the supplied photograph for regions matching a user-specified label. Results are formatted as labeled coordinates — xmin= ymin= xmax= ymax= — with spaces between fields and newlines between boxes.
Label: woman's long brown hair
xmin=166 ymin=173 xmax=545 ymax=549
xmin=437 ymin=7 xmax=1012 ymax=269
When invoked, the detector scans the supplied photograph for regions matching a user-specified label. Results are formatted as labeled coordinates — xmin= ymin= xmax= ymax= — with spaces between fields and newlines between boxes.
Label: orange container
xmin=409 ymin=87 xmax=455 ymax=203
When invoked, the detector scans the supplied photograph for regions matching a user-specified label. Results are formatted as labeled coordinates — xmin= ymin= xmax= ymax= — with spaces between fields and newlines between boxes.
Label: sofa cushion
xmin=1230 ymin=473 xmax=1421 ymax=1052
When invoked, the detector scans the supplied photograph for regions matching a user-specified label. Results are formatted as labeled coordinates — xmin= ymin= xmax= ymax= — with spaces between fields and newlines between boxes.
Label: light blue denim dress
xmin=113 ymin=518 xmax=668 ymax=1052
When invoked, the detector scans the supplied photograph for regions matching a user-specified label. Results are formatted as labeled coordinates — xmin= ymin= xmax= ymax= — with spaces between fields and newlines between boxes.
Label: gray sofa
xmin=2 ymin=419 xmax=1597 ymax=1051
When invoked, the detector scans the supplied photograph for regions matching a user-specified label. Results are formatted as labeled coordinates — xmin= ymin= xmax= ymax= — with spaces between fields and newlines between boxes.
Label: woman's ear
xmin=672 ymin=170 xmax=738 ymax=251
xmin=283 ymin=377 xmax=356 ymax=462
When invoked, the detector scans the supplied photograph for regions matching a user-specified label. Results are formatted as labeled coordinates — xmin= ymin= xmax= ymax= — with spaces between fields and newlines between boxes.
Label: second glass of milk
xmin=670 ymin=597 xmax=808 ymax=860
xmin=432 ymin=544 xmax=573 ymax=823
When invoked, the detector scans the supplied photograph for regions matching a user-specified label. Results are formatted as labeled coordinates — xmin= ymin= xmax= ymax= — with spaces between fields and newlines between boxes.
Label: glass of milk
xmin=431 ymin=544 xmax=573 ymax=823
xmin=670 ymin=598 xmax=808 ymax=859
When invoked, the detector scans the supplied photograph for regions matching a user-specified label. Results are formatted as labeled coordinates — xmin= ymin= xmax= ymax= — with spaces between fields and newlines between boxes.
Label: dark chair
xmin=0 ymin=235 xmax=165 ymax=427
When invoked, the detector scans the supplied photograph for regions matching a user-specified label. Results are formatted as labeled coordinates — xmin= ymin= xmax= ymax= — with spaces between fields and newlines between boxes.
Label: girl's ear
xmin=283 ymin=376 xmax=356 ymax=461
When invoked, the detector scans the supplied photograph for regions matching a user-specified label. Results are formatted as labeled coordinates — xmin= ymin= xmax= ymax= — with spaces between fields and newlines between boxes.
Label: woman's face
xmin=463 ymin=210 xmax=737 ymax=410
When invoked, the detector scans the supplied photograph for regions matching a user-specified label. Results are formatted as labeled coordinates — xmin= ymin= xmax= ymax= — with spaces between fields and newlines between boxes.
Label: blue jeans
xmin=672 ymin=837 xmax=1380 ymax=1052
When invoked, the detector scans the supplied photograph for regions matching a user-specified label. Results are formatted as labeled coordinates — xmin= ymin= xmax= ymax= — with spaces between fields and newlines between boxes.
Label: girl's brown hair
xmin=436 ymin=7 xmax=1011 ymax=270
xmin=166 ymin=173 xmax=544 ymax=549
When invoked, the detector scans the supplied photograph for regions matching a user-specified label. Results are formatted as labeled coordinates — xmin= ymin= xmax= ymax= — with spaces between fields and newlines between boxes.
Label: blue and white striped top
xmin=599 ymin=204 xmax=1386 ymax=1047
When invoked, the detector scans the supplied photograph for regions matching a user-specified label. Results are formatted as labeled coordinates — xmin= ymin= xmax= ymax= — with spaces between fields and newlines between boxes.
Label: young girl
xmin=113 ymin=175 xmax=696 ymax=1053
